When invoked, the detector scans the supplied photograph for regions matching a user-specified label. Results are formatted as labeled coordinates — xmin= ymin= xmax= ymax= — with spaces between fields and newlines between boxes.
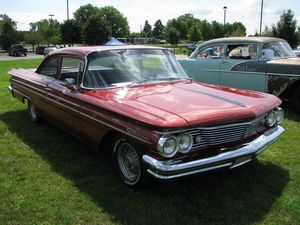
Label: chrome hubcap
xmin=29 ymin=103 xmax=37 ymax=120
xmin=117 ymin=142 xmax=141 ymax=184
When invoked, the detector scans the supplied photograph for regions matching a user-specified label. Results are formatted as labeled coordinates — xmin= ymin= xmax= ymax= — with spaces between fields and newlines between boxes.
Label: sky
xmin=0 ymin=0 xmax=299 ymax=36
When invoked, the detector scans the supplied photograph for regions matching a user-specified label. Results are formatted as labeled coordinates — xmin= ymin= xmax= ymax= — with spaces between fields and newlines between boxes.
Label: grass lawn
xmin=0 ymin=59 xmax=299 ymax=225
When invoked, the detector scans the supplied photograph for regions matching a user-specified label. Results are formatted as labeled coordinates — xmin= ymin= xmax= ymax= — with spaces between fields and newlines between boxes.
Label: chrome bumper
xmin=143 ymin=125 xmax=285 ymax=180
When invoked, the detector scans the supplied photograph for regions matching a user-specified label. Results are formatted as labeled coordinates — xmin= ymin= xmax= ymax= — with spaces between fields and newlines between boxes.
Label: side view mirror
xmin=64 ymin=78 xmax=75 ymax=85
xmin=64 ymin=78 xmax=77 ymax=91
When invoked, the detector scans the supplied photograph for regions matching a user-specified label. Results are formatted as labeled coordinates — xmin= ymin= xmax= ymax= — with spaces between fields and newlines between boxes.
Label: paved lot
xmin=0 ymin=52 xmax=44 ymax=61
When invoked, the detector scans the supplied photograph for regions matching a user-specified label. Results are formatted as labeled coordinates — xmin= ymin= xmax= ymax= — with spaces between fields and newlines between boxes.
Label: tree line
xmin=0 ymin=4 xmax=300 ymax=51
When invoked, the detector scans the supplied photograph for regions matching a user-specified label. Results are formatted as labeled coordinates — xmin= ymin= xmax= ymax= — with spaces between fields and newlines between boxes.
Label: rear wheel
xmin=292 ymin=87 xmax=300 ymax=113
xmin=112 ymin=135 xmax=148 ymax=188
xmin=27 ymin=100 xmax=41 ymax=123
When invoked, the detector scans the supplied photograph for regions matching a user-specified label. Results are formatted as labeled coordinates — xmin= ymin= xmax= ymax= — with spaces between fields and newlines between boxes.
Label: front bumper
xmin=143 ymin=125 xmax=285 ymax=180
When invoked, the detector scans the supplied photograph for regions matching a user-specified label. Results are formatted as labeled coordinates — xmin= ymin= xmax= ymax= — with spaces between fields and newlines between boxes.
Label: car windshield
xmin=260 ymin=41 xmax=296 ymax=60
xmin=83 ymin=49 xmax=188 ymax=88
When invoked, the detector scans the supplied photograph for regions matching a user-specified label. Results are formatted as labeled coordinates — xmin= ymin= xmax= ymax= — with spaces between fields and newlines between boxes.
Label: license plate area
xmin=231 ymin=155 xmax=253 ymax=169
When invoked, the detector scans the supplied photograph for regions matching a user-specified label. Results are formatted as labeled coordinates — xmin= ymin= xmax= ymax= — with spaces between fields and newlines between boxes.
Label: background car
xmin=179 ymin=37 xmax=300 ymax=112
xmin=35 ymin=45 xmax=47 ymax=55
xmin=43 ymin=47 xmax=58 ymax=56
xmin=8 ymin=44 xmax=27 ymax=56
xmin=186 ymin=43 xmax=199 ymax=51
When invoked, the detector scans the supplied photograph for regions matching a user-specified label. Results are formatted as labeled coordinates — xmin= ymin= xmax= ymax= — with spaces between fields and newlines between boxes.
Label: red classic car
xmin=8 ymin=46 xmax=285 ymax=187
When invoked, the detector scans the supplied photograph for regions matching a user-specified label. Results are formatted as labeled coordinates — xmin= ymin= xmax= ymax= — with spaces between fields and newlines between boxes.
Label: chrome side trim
xmin=222 ymin=70 xmax=266 ymax=76
xmin=143 ymin=125 xmax=284 ymax=180
xmin=10 ymin=79 xmax=151 ymax=144
xmin=267 ymin=72 xmax=300 ymax=77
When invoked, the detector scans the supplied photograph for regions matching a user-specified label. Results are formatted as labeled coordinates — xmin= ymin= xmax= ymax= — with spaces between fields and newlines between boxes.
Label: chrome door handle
xmin=222 ymin=61 xmax=229 ymax=64
xmin=45 ymin=87 xmax=52 ymax=91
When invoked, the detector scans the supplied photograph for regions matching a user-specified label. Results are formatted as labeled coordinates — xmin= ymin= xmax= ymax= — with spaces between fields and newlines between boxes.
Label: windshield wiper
xmin=128 ymin=77 xmax=191 ymax=87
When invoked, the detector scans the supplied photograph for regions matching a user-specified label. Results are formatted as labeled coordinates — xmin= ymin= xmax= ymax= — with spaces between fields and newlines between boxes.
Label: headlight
xmin=178 ymin=133 xmax=193 ymax=153
xmin=274 ymin=107 xmax=284 ymax=123
xmin=157 ymin=136 xmax=178 ymax=158
xmin=266 ymin=110 xmax=276 ymax=127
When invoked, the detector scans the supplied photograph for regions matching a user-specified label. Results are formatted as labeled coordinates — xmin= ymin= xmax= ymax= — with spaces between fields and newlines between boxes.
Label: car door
xmin=46 ymin=56 xmax=85 ymax=136
xmin=180 ymin=44 xmax=224 ymax=85
xmin=219 ymin=43 xmax=267 ymax=92
xmin=33 ymin=56 xmax=60 ymax=110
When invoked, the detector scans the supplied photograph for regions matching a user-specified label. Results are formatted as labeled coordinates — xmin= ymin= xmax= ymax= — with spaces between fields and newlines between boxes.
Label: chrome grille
xmin=189 ymin=117 xmax=266 ymax=149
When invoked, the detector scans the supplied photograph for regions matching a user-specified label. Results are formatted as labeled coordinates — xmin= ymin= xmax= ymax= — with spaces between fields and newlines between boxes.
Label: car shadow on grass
xmin=1 ymin=110 xmax=289 ymax=225
xmin=281 ymin=103 xmax=300 ymax=122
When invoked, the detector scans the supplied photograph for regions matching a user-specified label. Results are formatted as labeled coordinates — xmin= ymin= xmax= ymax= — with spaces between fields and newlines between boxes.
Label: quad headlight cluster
xmin=157 ymin=133 xmax=193 ymax=158
xmin=266 ymin=107 xmax=284 ymax=127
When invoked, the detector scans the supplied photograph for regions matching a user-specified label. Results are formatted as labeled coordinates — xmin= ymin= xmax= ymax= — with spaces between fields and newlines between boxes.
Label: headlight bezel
xmin=178 ymin=133 xmax=193 ymax=153
xmin=274 ymin=107 xmax=284 ymax=124
xmin=157 ymin=135 xmax=178 ymax=158
xmin=266 ymin=107 xmax=284 ymax=127
xmin=157 ymin=132 xmax=194 ymax=158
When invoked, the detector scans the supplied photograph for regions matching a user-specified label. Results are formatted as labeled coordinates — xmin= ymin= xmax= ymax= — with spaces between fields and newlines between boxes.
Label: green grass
xmin=0 ymin=59 xmax=300 ymax=225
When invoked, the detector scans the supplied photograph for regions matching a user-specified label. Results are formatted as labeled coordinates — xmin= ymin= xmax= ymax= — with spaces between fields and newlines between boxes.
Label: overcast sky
xmin=1 ymin=0 xmax=299 ymax=36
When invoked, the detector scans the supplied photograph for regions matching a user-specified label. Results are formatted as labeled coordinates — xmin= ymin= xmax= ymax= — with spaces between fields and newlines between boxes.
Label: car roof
xmin=200 ymin=36 xmax=285 ymax=46
xmin=48 ymin=45 xmax=165 ymax=58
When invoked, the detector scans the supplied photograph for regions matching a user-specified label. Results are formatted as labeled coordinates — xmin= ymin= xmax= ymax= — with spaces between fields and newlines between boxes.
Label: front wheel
xmin=112 ymin=135 xmax=148 ymax=188
xmin=292 ymin=87 xmax=300 ymax=113
xmin=27 ymin=100 xmax=41 ymax=123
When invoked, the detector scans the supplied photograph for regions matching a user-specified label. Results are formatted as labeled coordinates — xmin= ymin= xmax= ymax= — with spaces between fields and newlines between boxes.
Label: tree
xmin=229 ymin=22 xmax=246 ymax=37
xmin=36 ymin=19 xmax=61 ymax=45
xmin=261 ymin=25 xmax=273 ymax=37
xmin=272 ymin=9 xmax=298 ymax=48
xmin=60 ymin=19 xmax=81 ymax=46
xmin=73 ymin=4 xmax=100 ymax=28
xmin=199 ymin=20 xmax=212 ymax=41
xmin=143 ymin=20 xmax=152 ymax=37
xmin=0 ymin=14 xmax=18 ymax=50
xmin=24 ymin=22 xmax=42 ymax=51
xmin=153 ymin=19 xmax=165 ymax=39
xmin=188 ymin=25 xmax=201 ymax=42
xmin=211 ymin=21 xmax=224 ymax=39
xmin=99 ymin=6 xmax=130 ymax=38
xmin=230 ymin=27 xmax=245 ymax=37
xmin=82 ymin=13 xmax=111 ymax=45
xmin=166 ymin=27 xmax=180 ymax=46
xmin=130 ymin=32 xmax=140 ymax=38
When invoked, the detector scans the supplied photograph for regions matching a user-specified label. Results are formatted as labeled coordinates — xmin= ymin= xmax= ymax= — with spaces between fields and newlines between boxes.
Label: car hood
xmin=95 ymin=80 xmax=281 ymax=128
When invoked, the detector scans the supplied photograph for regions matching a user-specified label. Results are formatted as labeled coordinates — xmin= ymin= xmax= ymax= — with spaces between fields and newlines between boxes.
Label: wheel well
xmin=279 ymin=80 xmax=300 ymax=100
xmin=22 ymin=97 xmax=27 ymax=104
xmin=98 ymin=131 xmax=120 ymax=152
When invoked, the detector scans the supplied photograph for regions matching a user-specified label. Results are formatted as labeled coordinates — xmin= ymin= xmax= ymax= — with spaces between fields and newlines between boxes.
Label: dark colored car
xmin=186 ymin=43 xmax=199 ymax=51
xmin=8 ymin=46 xmax=284 ymax=187
xmin=8 ymin=44 xmax=27 ymax=56
xmin=35 ymin=46 xmax=47 ymax=55
xmin=179 ymin=37 xmax=300 ymax=112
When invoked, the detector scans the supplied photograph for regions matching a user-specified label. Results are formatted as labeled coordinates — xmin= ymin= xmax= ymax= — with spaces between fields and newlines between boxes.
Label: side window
xmin=59 ymin=57 xmax=83 ymax=84
xmin=39 ymin=57 xmax=59 ymax=78
xmin=226 ymin=44 xmax=258 ymax=60
xmin=196 ymin=45 xmax=224 ymax=59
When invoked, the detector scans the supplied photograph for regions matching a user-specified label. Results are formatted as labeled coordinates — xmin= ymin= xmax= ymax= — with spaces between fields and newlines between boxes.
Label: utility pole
xmin=49 ymin=14 xmax=54 ymax=20
xmin=223 ymin=6 xmax=227 ymax=37
xmin=67 ymin=0 xmax=69 ymax=21
xmin=259 ymin=0 xmax=264 ymax=35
